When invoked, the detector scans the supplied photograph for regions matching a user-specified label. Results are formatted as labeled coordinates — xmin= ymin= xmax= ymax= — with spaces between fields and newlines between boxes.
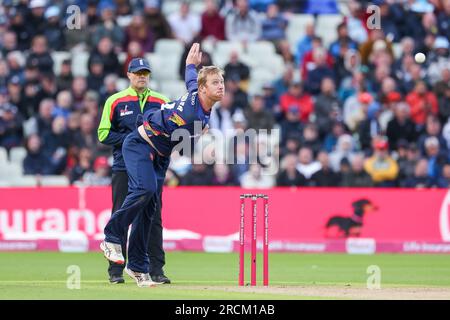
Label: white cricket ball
xmin=415 ymin=52 xmax=426 ymax=64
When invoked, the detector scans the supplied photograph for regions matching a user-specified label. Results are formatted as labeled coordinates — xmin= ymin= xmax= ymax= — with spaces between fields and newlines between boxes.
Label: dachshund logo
xmin=325 ymin=199 xmax=378 ymax=238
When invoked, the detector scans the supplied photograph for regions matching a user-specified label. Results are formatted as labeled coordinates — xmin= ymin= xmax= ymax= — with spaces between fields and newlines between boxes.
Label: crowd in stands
xmin=0 ymin=0 xmax=449 ymax=189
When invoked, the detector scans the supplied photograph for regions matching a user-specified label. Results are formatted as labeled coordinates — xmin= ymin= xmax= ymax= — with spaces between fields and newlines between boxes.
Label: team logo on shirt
xmin=168 ymin=112 xmax=186 ymax=126
xmin=120 ymin=105 xmax=133 ymax=117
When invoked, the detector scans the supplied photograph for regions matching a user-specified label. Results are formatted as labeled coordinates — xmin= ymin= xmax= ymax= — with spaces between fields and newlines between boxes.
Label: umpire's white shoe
xmin=125 ymin=267 xmax=157 ymax=288
xmin=100 ymin=241 xmax=125 ymax=264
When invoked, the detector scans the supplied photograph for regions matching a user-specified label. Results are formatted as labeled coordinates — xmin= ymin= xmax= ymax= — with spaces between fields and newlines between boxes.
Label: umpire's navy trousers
xmin=104 ymin=130 xmax=163 ymax=273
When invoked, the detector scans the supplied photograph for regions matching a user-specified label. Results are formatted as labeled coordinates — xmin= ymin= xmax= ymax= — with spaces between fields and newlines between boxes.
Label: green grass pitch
xmin=1 ymin=252 xmax=450 ymax=299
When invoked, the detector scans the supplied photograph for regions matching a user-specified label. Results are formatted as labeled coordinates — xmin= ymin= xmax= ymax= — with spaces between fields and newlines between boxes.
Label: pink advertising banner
xmin=1 ymin=187 xmax=450 ymax=253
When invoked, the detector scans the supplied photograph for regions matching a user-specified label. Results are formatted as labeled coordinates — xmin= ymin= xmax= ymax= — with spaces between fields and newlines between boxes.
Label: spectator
xmin=200 ymin=0 xmax=225 ymax=41
xmin=9 ymin=7 xmax=32 ymax=51
xmin=212 ymin=163 xmax=239 ymax=186
xmin=280 ymin=81 xmax=314 ymax=123
xmin=41 ymin=116 xmax=70 ymax=174
xmin=224 ymin=51 xmax=250 ymax=82
xmin=437 ymin=0 xmax=450 ymax=39
xmin=73 ymin=112 xmax=98 ymax=152
xmin=406 ymin=80 xmax=439 ymax=127
xmin=249 ymin=0 xmax=275 ymax=12
xmin=1 ymin=31 xmax=18 ymax=57
xmin=329 ymin=23 xmax=358 ymax=59
xmin=436 ymin=163 xmax=450 ymax=188
xmin=87 ymin=57 xmax=106 ymax=92
xmin=323 ymin=121 xmax=346 ymax=153
xmin=296 ymin=147 xmax=321 ymax=179
xmin=427 ymin=36 xmax=450 ymax=85
xmin=398 ymin=142 xmax=421 ymax=182
xmin=225 ymin=0 xmax=262 ymax=42
xmin=401 ymin=158 xmax=436 ymax=188
xmin=423 ymin=136 xmax=448 ymax=180
xmin=343 ymin=92 xmax=374 ymax=132
xmin=23 ymin=98 xmax=53 ymax=137
xmin=345 ymin=0 xmax=368 ymax=44
xmin=40 ymin=73 xmax=58 ymax=100
xmin=310 ymin=151 xmax=341 ymax=186
xmin=56 ymin=59 xmax=74 ymax=91
xmin=434 ymin=67 xmax=450 ymax=123
xmin=301 ymin=37 xmax=334 ymax=81
xmin=329 ymin=134 xmax=356 ymax=172
xmin=68 ymin=147 xmax=93 ymax=184
xmin=53 ymin=91 xmax=73 ymax=120
xmin=209 ymin=92 xmax=237 ymax=134
xmin=305 ymin=47 xmax=335 ymax=95
xmin=181 ymin=160 xmax=214 ymax=186
xmin=260 ymin=4 xmax=288 ymax=47
xmin=241 ymin=163 xmax=275 ymax=188
xmin=356 ymin=96 xmax=382 ymax=152
xmin=244 ymin=94 xmax=275 ymax=131
xmin=89 ymin=1 xmax=124 ymax=50
xmin=314 ymin=77 xmax=341 ymax=137
xmin=88 ymin=36 xmax=121 ymax=76
xmin=124 ymin=14 xmax=155 ymax=53
xmin=418 ymin=115 xmax=447 ymax=153
xmin=280 ymin=106 xmax=303 ymax=145
xmin=71 ymin=77 xmax=87 ymax=110
xmin=6 ymin=75 xmax=22 ymax=111
xmin=225 ymin=75 xmax=249 ymax=110
xmin=341 ymin=153 xmax=374 ymax=187
xmin=276 ymin=153 xmax=307 ymax=186
xmin=168 ymin=1 xmax=201 ymax=45
xmin=143 ymin=0 xmax=173 ymax=41
xmin=44 ymin=6 xmax=65 ymax=51
xmin=78 ymin=156 xmax=112 ymax=186
xmin=364 ymin=138 xmax=399 ymax=187
xmin=26 ymin=35 xmax=53 ymax=74
xmin=300 ymin=123 xmax=322 ymax=156
xmin=295 ymin=22 xmax=315 ymax=67
xmin=26 ymin=0 xmax=47 ymax=38
xmin=386 ymin=102 xmax=417 ymax=151
xmin=359 ymin=29 xmax=394 ymax=66
xmin=273 ymin=64 xmax=294 ymax=99
xmin=122 ymin=41 xmax=144 ymax=77
xmin=23 ymin=134 xmax=53 ymax=175
xmin=0 ymin=94 xmax=23 ymax=151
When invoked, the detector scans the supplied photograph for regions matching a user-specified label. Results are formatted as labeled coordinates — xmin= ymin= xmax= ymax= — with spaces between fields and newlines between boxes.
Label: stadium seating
xmin=51 ymin=51 xmax=71 ymax=76
xmin=316 ymin=14 xmax=343 ymax=46
xmin=286 ymin=14 xmax=315 ymax=52
xmin=146 ymin=53 xmax=180 ymax=81
xmin=154 ymin=39 xmax=185 ymax=59
xmin=0 ymin=147 xmax=7 ymax=166
xmin=9 ymin=176 xmax=38 ymax=187
xmin=9 ymin=147 xmax=27 ymax=167
xmin=39 ymin=175 xmax=70 ymax=187
xmin=71 ymin=51 xmax=89 ymax=77
xmin=160 ymin=80 xmax=187 ymax=100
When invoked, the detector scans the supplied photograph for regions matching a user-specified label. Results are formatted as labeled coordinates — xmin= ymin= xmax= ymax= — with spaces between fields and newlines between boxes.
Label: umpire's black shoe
xmin=109 ymin=274 xmax=125 ymax=284
xmin=151 ymin=274 xmax=171 ymax=284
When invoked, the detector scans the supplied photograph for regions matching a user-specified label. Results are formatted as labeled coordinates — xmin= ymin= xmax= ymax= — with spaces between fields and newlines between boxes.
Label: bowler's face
xmin=204 ymin=74 xmax=225 ymax=102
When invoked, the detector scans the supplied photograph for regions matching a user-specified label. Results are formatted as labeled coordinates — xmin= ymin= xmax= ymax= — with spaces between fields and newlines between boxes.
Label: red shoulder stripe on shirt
xmin=147 ymin=96 xmax=167 ymax=105
xmin=110 ymin=95 xmax=139 ymax=121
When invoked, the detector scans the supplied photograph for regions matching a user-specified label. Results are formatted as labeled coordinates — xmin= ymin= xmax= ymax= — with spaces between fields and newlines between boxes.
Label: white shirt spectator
xmin=168 ymin=4 xmax=201 ymax=44
xmin=240 ymin=164 xmax=275 ymax=188
xmin=225 ymin=4 xmax=262 ymax=42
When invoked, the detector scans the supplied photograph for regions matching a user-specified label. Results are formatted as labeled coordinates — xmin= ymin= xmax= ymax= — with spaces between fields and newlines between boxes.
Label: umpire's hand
xmin=186 ymin=43 xmax=202 ymax=67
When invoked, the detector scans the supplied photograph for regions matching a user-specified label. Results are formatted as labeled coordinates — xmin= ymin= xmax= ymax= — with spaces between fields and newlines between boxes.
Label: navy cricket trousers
xmin=104 ymin=130 xmax=159 ymax=273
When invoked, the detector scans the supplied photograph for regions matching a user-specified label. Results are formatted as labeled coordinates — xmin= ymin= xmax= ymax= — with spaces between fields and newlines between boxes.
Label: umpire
xmin=98 ymin=58 xmax=171 ymax=284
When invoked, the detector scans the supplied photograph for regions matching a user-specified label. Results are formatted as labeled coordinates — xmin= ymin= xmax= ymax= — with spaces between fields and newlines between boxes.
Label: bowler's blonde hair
xmin=197 ymin=66 xmax=224 ymax=88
